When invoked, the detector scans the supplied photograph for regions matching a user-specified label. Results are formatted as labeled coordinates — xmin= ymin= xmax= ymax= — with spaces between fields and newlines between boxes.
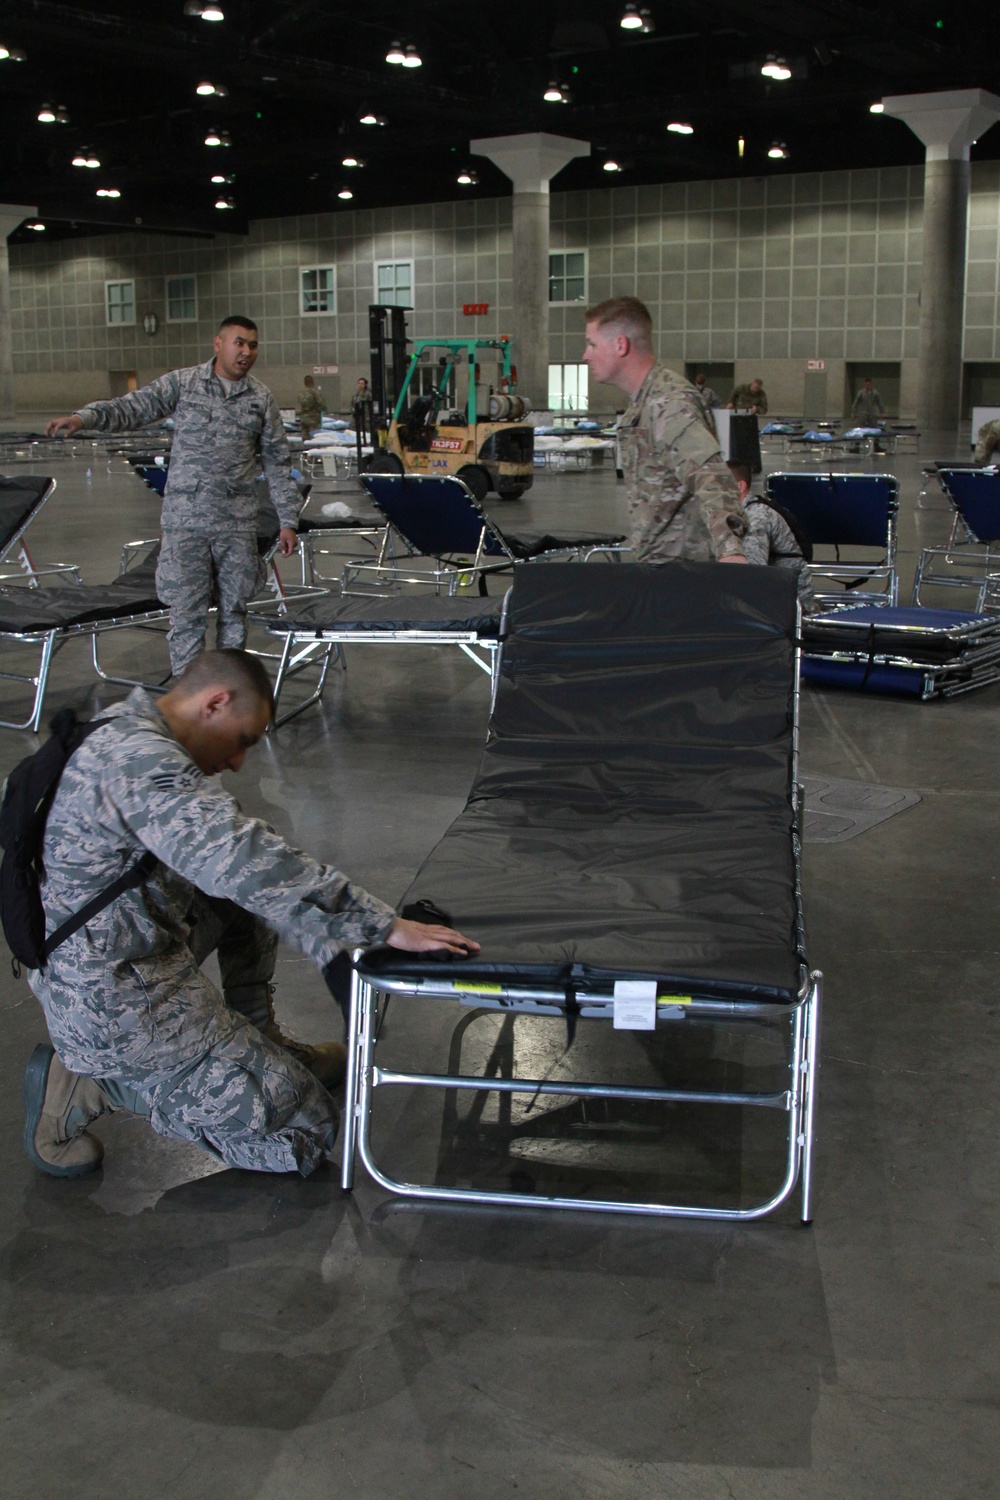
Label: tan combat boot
xmin=23 ymin=1044 xmax=109 ymax=1177
xmin=226 ymin=984 xmax=347 ymax=1091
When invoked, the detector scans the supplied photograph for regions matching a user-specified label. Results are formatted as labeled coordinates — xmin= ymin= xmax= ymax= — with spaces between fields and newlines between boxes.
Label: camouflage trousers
xmin=78 ymin=895 xmax=337 ymax=1176
xmin=156 ymin=529 xmax=267 ymax=676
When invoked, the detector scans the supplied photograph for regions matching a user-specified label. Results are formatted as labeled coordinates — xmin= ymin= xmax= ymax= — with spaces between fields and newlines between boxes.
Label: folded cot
xmin=341 ymin=562 xmax=821 ymax=1222
xmin=0 ymin=475 xmax=81 ymax=586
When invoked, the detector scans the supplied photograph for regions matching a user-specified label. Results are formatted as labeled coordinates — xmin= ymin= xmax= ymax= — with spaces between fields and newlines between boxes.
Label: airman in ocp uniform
xmin=974 ymin=417 xmax=1000 ymax=465
xmin=584 ymin=297 xmax=748 ymax=564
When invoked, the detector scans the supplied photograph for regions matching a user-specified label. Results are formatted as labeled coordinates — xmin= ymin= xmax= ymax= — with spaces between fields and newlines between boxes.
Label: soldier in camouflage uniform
xmin=22 ymin=651 xmax=478 ymax=1179
xmin=974 ymin=417 xmax=1000 ymax=465
xmin=728 ymin=379 xmax=768 ymax=415
xmin=298 ymin=374 xmax=327 ymax=439
xmin=46 ymin=317 xmax=301 ymax=677
xmin=583 ymin=297 xmax=748 ymax=563
xmin=851 ymin=378 xmax=886 ymax=426
xmin=727 ymin=461 xmax=817 ymax=612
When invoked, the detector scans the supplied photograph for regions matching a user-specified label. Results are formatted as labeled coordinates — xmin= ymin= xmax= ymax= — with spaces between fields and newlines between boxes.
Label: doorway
xmin=685 ymin=362 xmax=734 ymax=404
xmin=961 ymin=364 xmax=1000 ymax=421
xmin=844 ymin=363 xmax=900 ymax=419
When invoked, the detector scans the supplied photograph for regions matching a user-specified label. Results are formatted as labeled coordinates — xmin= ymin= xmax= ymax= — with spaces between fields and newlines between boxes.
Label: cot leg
xmin=29 ymin=632 xmax=57 ymax=735
xmin=799 ymin=971 xmax=823 ymax=1225
xmin=341 ymin=966 xmax=365 ymax=1188
xmin=270 ymin=632 xmax=295 ymax=724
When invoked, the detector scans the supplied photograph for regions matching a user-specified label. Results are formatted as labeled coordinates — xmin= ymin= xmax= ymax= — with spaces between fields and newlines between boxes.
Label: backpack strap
xmin=42 ymin=850 xmax=158 ymax=961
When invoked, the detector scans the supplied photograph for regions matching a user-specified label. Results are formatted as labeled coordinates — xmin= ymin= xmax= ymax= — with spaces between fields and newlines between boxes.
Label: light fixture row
xmin=620 ymin=6 xmax=654 ymax=33
xmin=386 ymin=41 xmax=421 ymax=67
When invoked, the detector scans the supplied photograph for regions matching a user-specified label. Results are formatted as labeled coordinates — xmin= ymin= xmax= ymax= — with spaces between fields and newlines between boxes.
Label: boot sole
xmin=22 ymin=1044 xmax=102 ymax=1178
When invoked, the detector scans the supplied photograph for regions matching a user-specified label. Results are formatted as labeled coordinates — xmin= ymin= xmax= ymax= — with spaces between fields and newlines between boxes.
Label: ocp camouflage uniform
xmin=975 ymin=418 xmax=1000 ymax=465
xmin=298 ymin=383 xmax=326 ymax=438
xmin=618 ymin=363 xmax=749 ymax=563
xmin=851 ymin=387 xmax=885 ymax=424
xmin=75 ymin=361 xmax=302 ymax=674
xmin=742 ymin=497 xmax=817 ymax=611
xmin=729 ymin=384 xmax=768 ymax=414
xmin=28 ymin=687 xmax=397 ymax=1175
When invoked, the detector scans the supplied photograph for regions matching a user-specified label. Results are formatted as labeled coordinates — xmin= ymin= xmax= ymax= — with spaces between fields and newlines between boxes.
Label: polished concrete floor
xmin=0 ymin=431 xmax=998 ymax=1498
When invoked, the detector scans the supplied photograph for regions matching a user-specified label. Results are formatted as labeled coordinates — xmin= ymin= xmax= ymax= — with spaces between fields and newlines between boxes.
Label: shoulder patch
xmin=149 ymin=764 xmax=205 ymax=794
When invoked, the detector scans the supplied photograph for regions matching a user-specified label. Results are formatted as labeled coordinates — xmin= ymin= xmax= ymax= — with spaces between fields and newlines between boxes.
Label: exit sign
xmin=463 ymin=302 xmax=489 ymax=315
xmin=806 ymin=359 xmax=825 ymax=371
xmin=313 ymin=364 xmax=339 ymax=375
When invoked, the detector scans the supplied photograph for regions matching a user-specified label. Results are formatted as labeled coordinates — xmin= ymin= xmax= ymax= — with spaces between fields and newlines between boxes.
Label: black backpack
xmin=0 ymin=708 xmax=155 ymax=973
xmin=756 ymin=498 xmax=814 ymax=562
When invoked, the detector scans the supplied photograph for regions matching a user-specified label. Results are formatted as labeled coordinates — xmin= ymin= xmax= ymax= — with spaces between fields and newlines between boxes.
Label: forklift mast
xmin=393 ymin=337 xmax=517 ymax=426
xmin=368 ymin=304 xmax=412 ymax=427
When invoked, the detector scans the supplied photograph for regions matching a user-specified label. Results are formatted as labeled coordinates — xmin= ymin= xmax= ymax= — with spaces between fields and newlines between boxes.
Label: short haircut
xmin=585 ymin=296 xmax=653 ymax=350
xmin=173 ymin=649 xmax=274 ymax=719
xmin=726 ymin=460 xmax=752 ymax=489
xmin=218 ymin=315 xmax=258 ymax=334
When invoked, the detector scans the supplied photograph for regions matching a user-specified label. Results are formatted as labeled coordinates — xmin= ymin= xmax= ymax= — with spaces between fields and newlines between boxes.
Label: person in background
xmin=298 ymin=374 xmax=327 ymax=440
xmin=727 ymin=460 xmax=816 ymax=611
xmin=728 ymin=378 xmax=768 ymax=415
xmin=851 ymin=377 xmax=886 ymax=426
xmin=353 ymin=377 xmax=374 ymax=444
xmin=693 ymin=373 xmax=720 ymax=410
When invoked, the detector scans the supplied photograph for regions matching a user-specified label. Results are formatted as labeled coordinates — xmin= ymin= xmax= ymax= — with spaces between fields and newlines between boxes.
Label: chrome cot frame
xmin=341 ymin=966 xmax=823 ymax=1224
xmin=0 ymin=478 xmax=82 ymax=587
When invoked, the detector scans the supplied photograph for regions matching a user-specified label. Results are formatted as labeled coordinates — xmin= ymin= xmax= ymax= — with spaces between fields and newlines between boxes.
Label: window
xmin=300 ymin=265 xmax=336 ymax=316
xmin=375 ymin=260 xmax=414 ymax=305
xmin=105 ymin=280 xmax=135 ymax=327
xmin=166 ymin=274 xmax=197 ymax=322
xmin=548 ymin=363 xmax=589 ymax=412
xmin=548 ymin=251 xmax=587 ymax=304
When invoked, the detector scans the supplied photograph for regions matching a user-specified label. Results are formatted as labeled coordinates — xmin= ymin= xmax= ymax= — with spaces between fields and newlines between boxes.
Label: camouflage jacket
xmin=75 ymin=360 xmax=302 ymax=533
xmin=743 ymin=497 xmax=817 ymax=610
xmin=619 ymin=363 xmax=748 ymax=563
xmin=729 ymin=384 xmax=768 ymax=414
xmin=28 ymin=688 xmax=396 ymax=1076
xmin=299 ymin=386 xmax=327 ymax=424
xmin=975 ymin=418 xmax=1000 ymax=465
xmin=851 ymin=388 xmax=885 ymax=424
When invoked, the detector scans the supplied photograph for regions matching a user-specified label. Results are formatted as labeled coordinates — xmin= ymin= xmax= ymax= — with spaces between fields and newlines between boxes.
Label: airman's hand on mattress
xmin=47 ymin=415 xmax=84 ymax=438
xmin=387 ymin=919 xmax=480 ymax=956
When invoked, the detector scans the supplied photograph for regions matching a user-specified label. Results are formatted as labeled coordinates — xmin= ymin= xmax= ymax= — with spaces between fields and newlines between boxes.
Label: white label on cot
xmin=613 ymin=980 xmax=657 ymax=1030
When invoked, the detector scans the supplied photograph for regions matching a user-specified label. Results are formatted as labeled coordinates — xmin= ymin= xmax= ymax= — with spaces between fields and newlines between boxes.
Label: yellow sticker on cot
xmin=657 ymin=993 xmax=693 ymax=1005
xmin=450 ymin=982 xmax=504 ymax=995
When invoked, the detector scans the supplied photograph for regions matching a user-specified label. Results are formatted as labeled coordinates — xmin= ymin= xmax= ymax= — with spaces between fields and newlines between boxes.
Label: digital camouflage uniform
xmin=742 ymin=497 xmax=817 ymax=612
xmin=298 ymin=382 xmax=326 ymax=438
xmin=729 ymin=384 xmax=768 ymax=414
xmin=694 ymin=381 xmax=720 ymax=411
xmin=851 ymin=387 xmax=886 ymax=424
xmin=75 ymin=361 xmax=302 ymax=675
xmin=28 ymin=687 xmax=397 ymax=1175
xmin=619 ymin=363 xmax=749 ymax=563
xmin=974 ymin=418 xmax=1000 ymax=465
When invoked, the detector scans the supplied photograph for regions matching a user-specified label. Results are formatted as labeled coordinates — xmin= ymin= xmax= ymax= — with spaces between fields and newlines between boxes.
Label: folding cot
xmin=341 ymin=562 xmax=821 ymax=1222
xmin=764 ymin=471 xmax=899 ymax=605
xmin=0 ymin=475 xmax=81 ymax=586
xmin=912 ymin=469 xmax=1000 ymax=611
xmin=343 ymin=471 xmax=628 ymax=596
xmin=261 ymin=592 xmax=506 ymax=726
xmin=0 ymin=543 xmax=167 ymax=733
xmin=801 ymin=602 xmax=1000 ymax=698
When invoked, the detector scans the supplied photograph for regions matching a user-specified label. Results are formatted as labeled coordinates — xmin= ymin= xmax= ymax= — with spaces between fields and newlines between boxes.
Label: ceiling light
xmin=215 ymin=196 xmax=235 ymax=209
xmin=37 ymin=104 xmax=56 ymax=123
xmin=761 ymin=56 xmax=791 ymax=80
xmin=603 ymin=159 xmax=621 ymax=172
xmin=96 ymin=188 xmax=121 ymax=198
xmin=211 ymin=172 xmax=234 ymax=184
xmin=204 ymin=128 xmax=231 ymax=147
xmin=620 ymin=4 xmax=642 ymax=28
xmin=201 ymin=3 xmax=224 ymax=16
xmin=55 ymin=105 xmax=70 ymax=124
xmin=338 ymin=187 xmax=354 ymax=200
xmin=342 ymin=155 xmax=364 ymax=168
xmin=543 ymin=81 xmax=562 ymax=101
xmin=184 ymin=2 xmax=224 ymax=17
xmin=768 ymin=141 xmax=789 ymax=159
xmin=360 ymin=111 xmax=387 ymax=126
xmin=402 ymin=44 xmax=422 ymax=68
xmin=73 ymin=149 xmax=101 ymax=168
xmin=26 ymin=221 xmax=45 ymax=231
xmin=667 ymin=121 xmax=693 ymax=135
xmin=5 ymin=48 xmax=26 ymax=61
xmin=386 ymin=40 xmax=406 ymax=65
xmin=457 ymin=168 xmax=478 ymax=185
xmin=196 ymin=81 xmax=216 ymax=95
xmin=870 ymin=101 xmax=884 ymax=114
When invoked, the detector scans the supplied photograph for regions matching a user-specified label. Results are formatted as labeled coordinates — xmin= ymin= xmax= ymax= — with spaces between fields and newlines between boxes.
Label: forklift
xmin=364 ymin=304 xmax=534 ymax=500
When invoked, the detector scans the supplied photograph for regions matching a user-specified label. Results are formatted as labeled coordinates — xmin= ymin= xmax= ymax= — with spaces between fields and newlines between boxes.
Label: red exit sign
xmin=463 ymin=302 xmax=489 ymax=315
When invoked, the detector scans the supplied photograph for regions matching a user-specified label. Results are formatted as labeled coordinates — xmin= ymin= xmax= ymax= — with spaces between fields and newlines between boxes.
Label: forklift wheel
xmin=363 ymin=452 xmax=404 ymax=475
xmin=456 ymin=465 xmax=491 ymax=502
xmin=496 ymin=486 xmax=526 ymax=502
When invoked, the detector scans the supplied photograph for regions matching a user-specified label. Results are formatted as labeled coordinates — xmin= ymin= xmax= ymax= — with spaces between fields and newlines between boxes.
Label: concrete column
xmin=0 ymin=206 xmax=37 ymax=419
xmin=470 ymin=133 xmax=589 ymax=411
xmin=882 ymin=91 xmax=1000 ymax=434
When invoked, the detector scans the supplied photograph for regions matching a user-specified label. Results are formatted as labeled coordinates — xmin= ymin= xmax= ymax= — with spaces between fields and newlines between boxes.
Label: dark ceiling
xmin=2 ymin=0 xmax=998 ymax=243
